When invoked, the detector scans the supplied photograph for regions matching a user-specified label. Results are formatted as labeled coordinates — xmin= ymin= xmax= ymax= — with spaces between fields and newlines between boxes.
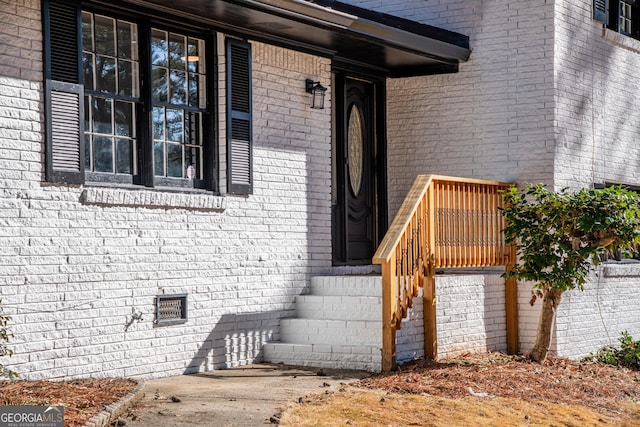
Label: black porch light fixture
xmin=305 ymin=79 xmax=327 ymax=109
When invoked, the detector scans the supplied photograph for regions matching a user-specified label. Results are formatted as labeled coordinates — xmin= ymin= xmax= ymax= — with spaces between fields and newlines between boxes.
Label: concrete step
xmin=279 ymin=318 xmax=382 ymax=346
xmin=295 ymin=295 xmax=381 ymax=321
xmin=262 ymin=274 xmax=384 ymax=372
xmin=310 ymin=276 xmax=381 ymax=297
xmin=263 ymin=342 xmax=382 ymax=372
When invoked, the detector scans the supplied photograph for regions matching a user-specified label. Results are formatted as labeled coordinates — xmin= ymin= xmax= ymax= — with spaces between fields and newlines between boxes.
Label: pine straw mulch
xmin=358 ymin=352 xmax=640 ymax=420
xmin=1 ymin=354 xmax=639 ymax=426
xmin=0 ymin=378 xmax=138 ymax=427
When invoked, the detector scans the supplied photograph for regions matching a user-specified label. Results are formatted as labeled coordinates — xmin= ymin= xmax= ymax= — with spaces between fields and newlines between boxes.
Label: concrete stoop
xmin=262 ymin=275 xmax=383 ymax=372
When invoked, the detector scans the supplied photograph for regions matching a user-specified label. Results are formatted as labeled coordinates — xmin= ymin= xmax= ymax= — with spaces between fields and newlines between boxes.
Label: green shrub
xmin=619 ymin=331 xmax=640 ymax=368
xmin=0 ymin=299 xmax=17 ymax=379
xmin=584 ymin=331 xmax=640 ymax=369
xmin=585 ymin=344 xmax=618 ymax=366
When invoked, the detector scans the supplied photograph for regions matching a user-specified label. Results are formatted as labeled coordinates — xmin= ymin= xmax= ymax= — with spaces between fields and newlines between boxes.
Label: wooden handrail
xmin=373 ymin=175 xmax=515 ymax=372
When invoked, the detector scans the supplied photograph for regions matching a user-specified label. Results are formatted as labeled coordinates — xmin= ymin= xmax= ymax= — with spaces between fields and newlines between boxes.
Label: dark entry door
xmin=333 ymin=75 xmax=385 ymax=264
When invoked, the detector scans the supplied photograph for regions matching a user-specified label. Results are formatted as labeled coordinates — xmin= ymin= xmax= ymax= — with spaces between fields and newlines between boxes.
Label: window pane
xmin=166 ymin=108 xmax=183 ymax=142
xmin=131 ymin=62 xmax=140 ymax=97
xmin=185 ymin=112 xmax=202 ymax=146
xmin=621 ymin=3 xmax=633 ymax=34
xmin=170 ymin=70 xmax=187 ymax=104
xmin=84 ymin=134 xmax=92 ymax=170
xmin=187 ymin=147 xmax=202 ymax=179
xmin=116 ymin=138 xmax=132 ymax=174
xmin=82 ymin=12 xmax=94 ymax=51
xmin=94 ymin=15 xmax=115 ymax=56
xmin=188 ymin=74 xmax=206 ymax=108
xmin=166 ymin=143 xmax=182 ymax=177
xmin=118 ymin=60 xmax=139 ymax=97
xmin=154 ymin=141 xmax=164 ymax=176
xmin=84 ymin=95 xmax=91 ymax=132
xmin=95 ymin=55 xmax=116 ymax=93
xmin=152 ymin=66 xmax=168 ymax=102
xmin=93 ymin=136 xmax=114 ymax=172
xmin=187 ymin=38 xmax=205 ymax=73
xmin=92 ymin=97 xmax=113 ymax=135
xmin=79 ymin=15 xmax=210 ymax=183
xmin=169 ymin=33 xmax=186 ymax=69
xmin=115 ymin=101 xmax=133 ymax=137
xmin=151 ymin=29 xmax=168 ymax=66
xmin=185 ymin=111 xmax=202 ymax=180
xmin=83 ymin=53 xmax=95 ymax=91
xmin=82 ymin=12 xmax=139 ymax=100
xmin=153 ymin=107 xmax=164 ymax=140
xmin=117 ymin=20 xmax=137 ymax=60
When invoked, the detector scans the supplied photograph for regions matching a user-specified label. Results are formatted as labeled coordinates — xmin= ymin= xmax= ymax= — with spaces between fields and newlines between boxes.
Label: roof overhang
xmin=122 ymin=0 xmax=471 ymax=77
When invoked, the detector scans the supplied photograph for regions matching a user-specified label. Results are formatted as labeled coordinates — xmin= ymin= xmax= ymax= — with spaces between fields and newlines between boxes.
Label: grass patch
xmin=281 ymin=388 xmax=640 ymax=426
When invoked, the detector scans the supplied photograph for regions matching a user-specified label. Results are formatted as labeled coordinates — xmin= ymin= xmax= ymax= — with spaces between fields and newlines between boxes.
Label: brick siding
xmin=0 ymin=0 xmax=334 ymax=380
xmin=3 ymin=0 xmax=640 ymax=379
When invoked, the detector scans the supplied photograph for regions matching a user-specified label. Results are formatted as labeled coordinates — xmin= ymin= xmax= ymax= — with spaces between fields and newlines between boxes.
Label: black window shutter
xmin=226 ymin=39 xmax=252 ymax=195
xmin=43 ymin=0 xmax=84 ymax=184
xmin=594 ymin=0 xmax=608 ymax=23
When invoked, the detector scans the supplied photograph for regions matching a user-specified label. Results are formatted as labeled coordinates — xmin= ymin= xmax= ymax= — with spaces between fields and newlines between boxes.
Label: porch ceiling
xmin=123 ymin=0 xmax=471 ymax=77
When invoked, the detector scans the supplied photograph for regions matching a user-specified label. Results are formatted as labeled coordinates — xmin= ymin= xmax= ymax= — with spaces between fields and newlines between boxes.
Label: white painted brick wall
xmin=516 ymin=280 xmax=543 ymax=355
xmin=553 ymin=0 xmax=640 ymax=190
xmin=344 ymin=0 xmax=556 ymax=215
xmin=397 ymin=269 xmax=640 ymax=363
xmin=345 ymin=0 xmax=640 ymax=360
xmin=4 ymin=0 xmax=640 ymax=380
xmin=518 ymin=265 xmax=640 ymax=360
xmin=396 ymin=291 xmax=424 ymax=364
xmin=0 ymin=0 xmax=335 ymax=380
xmin=435 ymin=273 xmax=508 ymax=359
xmin=397 ymin=273 xmax=507 ymax=363
xmin=345 ymin=0 xmax=640 ymax=193
xmin=553 ymin=265 xmax=640 ymax=359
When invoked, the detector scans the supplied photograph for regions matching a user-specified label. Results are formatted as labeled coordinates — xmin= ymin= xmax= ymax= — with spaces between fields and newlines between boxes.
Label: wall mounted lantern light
xmin=305 ymin=79 xmax=327 ymax=109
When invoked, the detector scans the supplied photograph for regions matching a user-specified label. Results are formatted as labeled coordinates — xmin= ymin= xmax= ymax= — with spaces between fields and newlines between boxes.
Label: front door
xmin=333 ymin=75 xmax=386 ymax=264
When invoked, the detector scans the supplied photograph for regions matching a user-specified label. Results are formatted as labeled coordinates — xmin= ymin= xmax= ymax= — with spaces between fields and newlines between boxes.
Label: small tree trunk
xmin=529 ymin=287 xmax=564 ymax=363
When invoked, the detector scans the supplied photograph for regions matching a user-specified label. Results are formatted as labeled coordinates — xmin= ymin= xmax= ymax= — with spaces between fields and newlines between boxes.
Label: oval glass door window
xmin=348 ymin=103 xmax=364 ymax=196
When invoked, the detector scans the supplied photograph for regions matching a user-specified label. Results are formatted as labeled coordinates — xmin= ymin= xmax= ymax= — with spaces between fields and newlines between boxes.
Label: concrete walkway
xmin=125 ymin=364 xmax=370 ymax=426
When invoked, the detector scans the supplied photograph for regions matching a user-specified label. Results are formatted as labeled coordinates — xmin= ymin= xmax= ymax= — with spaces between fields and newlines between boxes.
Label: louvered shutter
xmin=43 ymin=0 xmax=84 ymax=184
xmin=594 ymin=0 xmax=608 ymax=23
xmin=226 ymin=39 xmax=252 ymax=195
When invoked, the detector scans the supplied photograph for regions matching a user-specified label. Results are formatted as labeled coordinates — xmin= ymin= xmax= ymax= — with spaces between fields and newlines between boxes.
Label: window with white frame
xmin=594 ymin=0 xmax=640 ymax=39
xmin=620 ymin=0 xmax=634 ymax=35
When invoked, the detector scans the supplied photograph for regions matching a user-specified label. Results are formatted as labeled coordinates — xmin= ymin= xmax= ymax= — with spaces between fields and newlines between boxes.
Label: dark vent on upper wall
xmin=49 ymin=1 xmax=79 ymax=83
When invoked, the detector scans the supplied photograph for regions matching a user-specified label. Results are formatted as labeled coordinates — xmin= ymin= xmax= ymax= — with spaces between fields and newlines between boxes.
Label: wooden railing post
xmin=424 ymin=186 xmax=438 ymax=360
xmin=381 ymin=251 xmax=397 ymax=372
xmin=505 ymin=242 xmax=519 ymax=355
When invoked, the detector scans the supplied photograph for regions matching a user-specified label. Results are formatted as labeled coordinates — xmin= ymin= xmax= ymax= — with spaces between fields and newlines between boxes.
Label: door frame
xmin=332 ymin=70 xmax=388 ymax=265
